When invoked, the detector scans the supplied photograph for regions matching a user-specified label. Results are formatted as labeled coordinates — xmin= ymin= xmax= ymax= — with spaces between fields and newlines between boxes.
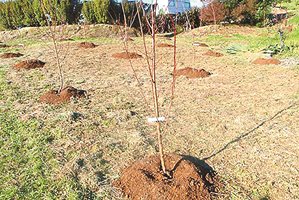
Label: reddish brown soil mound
xmin=1 ymin=52 xmax=23 ymax=58
xmin=40 ymin=86 xmax=86 ymax=104
xmin=157 ymin=43 xmax=174 ymax=48
xmin=78 ymin=42 xmax=96 ymax=48
xmin=14 ymin=59 xmax=45 ymax=70
xmin=252 ymin=58 xmax=281 ymax=65
xmin=193 ymin=42 xmax=209 ymax=47
xmin=112 ymin=52 xmax=142 ymax=59
xmin=114 ymin=154 xmax=219 ymax=200
xmin=175 ymin=67 xmax=211 ymax=78
xmin=203 ymin=50 xmax=223 ymax=57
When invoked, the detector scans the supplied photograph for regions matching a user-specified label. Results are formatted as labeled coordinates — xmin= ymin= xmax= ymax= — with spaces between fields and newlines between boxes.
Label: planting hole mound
xmin=193 ymin=42 xmax=209 ymax=47
xmin=157 ymin=43 xmax=174 ymax=48
xmin=253 ymin=58 xmax=281 ymax=65
xmin=40 ymin=86 xmax=86 ymax=105
xmin=14 ymin=59 xmax=45 ymax=70
xmin=1 ymin=52 xmax=23 ymax=58
xmin=112 ymin=52 xmax=142 ymax=59
xmin=175 ymin=67 xmax=211 ymax=78
xmin=78 ymin=42 xmax=97 ymax=48
xmin=203 ymin=50 xmax=224 ymax=57
xmin=114 ymin=154 xmax=219 ymax=200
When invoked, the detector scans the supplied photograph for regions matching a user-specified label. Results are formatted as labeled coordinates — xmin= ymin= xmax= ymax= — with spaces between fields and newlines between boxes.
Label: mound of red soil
xmin=14 ymin=59 xmax=45 ymax=70
xmin=203 ymin=50 xmax=223 ymax=57
xmin=112 ymin=52 xmax=142 ymax=59
xmin=78 ymin=42 xmax=96 ymax=48
xmin=175 ymin=67 xmax=211 ymax=78
xmin=40 ymin=86 xmax=86 ymax=105
xmin=1 ymin=52 xmax=23 ymax=58
xmin=193 ymin=42 xmax=209 ymax=47
xmin=252 ymin=58 xmax=281 ymax=65
xmin=114 ymin=154 xmax=219 ymax=200
xmin=157 ymin=43 xmax=174 ymax=48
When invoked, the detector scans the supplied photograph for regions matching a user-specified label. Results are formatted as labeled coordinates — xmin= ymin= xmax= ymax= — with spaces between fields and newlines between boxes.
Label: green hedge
xmin=0 ymin=0 xmax=80 ymax=29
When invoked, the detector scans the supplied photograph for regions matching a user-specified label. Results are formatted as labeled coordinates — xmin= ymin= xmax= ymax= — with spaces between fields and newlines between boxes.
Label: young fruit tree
xmin=114 ymin=0 xmax=219 ymax=199
xmin=39 ymin=0 xmax=86 ymax=105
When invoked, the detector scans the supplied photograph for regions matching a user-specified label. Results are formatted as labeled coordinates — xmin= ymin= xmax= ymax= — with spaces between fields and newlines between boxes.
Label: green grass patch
xmin=204 ymin=30 xmax=279 ymax=52
xmin=0 ymin=112 xmax=80 ymax=199
xmin=0 ymin=68 xmax=81 ymax=199
xmin=281 ymin=0 xmax=299 ymax=11
xmin=288 ymin=15 xmax=299 ymax=25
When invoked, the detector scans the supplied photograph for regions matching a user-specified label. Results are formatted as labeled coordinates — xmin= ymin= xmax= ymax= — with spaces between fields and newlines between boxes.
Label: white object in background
xmin=147 ymin=117 xmax=165 ymax=123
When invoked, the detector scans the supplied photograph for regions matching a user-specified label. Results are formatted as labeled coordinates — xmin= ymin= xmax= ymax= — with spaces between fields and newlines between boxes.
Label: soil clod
xmin=14 ymin=59 xmax=45 ymax=70
xmin=78 ymin=42 xmax=97 ymax=48
xmin=203 ymin=50 xmax=224 ymax=57
xmin=175 ymin=67 xmax=211 ymax=78
xmin=114 ymin=154 xmax=220 ymax=200
xmin=112 ymin=52 xmax=142 ymax=59
xmin=253 ymin=58 xmax=281 ymax=65
xmin=157 ymin=43 xmax=174 ymax=48
xmin=1 ymin=52 xmax=23 ymax=58
xmin=40 ymin=86 xmax=86 ymax=105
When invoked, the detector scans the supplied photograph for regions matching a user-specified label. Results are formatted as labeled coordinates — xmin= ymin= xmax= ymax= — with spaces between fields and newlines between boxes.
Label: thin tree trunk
xmin=151 ymin=2 xmax=166 ymax=174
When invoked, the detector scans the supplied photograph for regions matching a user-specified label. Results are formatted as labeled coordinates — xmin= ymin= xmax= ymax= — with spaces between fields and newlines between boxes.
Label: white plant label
xmin=147 ymin=117 xmax=165 ymax=123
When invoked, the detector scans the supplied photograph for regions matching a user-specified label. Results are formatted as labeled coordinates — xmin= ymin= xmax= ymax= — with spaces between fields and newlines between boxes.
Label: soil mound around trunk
xmin=40 ymin=86 xmax=86 ymax=105
xmin=1 ymin=52 xmax=23 ymax=58
xmin=157 ymin=43 xmax=174 ymax=48
xmin=112 ymin=52 xmax=142 ymax=59
xmin=203 ymin=50 xmax=223 ymax=57
xmin=78 ymin=42 xmax=97 ymax=48
xmin=253 ymin=58 xmax=281 ymax=65
xmin=193 ymin=42 xmax=209 ymax=47
xmin=114 ymin=154 xmax=220 ymax=200
xmin=175 ymin=67 xmax=211 ymax=78
xmin=14 ymin=59 xmax=45 ymax=70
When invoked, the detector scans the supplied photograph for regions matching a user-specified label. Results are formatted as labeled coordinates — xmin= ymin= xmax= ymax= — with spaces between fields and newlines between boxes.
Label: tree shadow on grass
xmin=203 ymin=101 xmax=298 ymax=161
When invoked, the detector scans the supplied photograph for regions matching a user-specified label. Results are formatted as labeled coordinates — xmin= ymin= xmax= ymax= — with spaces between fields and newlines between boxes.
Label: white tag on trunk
xmin=147 ymin=117 xmax=165 ymax=123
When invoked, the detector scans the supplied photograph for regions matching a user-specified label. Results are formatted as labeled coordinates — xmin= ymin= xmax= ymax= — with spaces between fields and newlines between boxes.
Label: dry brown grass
xmin=1 ymin=30 xmax=298 ymax=199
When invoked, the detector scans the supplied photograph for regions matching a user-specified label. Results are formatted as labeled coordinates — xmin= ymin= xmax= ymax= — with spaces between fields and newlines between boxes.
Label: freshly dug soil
xmin=114 ymin=154 xmax=219 ymax=200
xmin=193 ymin=42 xmax=209 ymax=47
xmin=1 ymin=52 xmax=23 ymax=58
xmin=14 ymin=59 xmax=45 ymax=70
xmin=203 ymin=50 xmax=224 ymax=57
xmin=40 ymin=86 xmax=86 ymax=104
xmin=157 ymin=43 xmax=174 ymax=48
xmin=253 ymin=58 xmax=281 ymax=65
xmin=78 ymin=42 xmax=97 ymax=48
xmin=175 ymin=67 xmax=211 ymax=78
xmin=112 ymin=52 xmax=142 ymax=59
